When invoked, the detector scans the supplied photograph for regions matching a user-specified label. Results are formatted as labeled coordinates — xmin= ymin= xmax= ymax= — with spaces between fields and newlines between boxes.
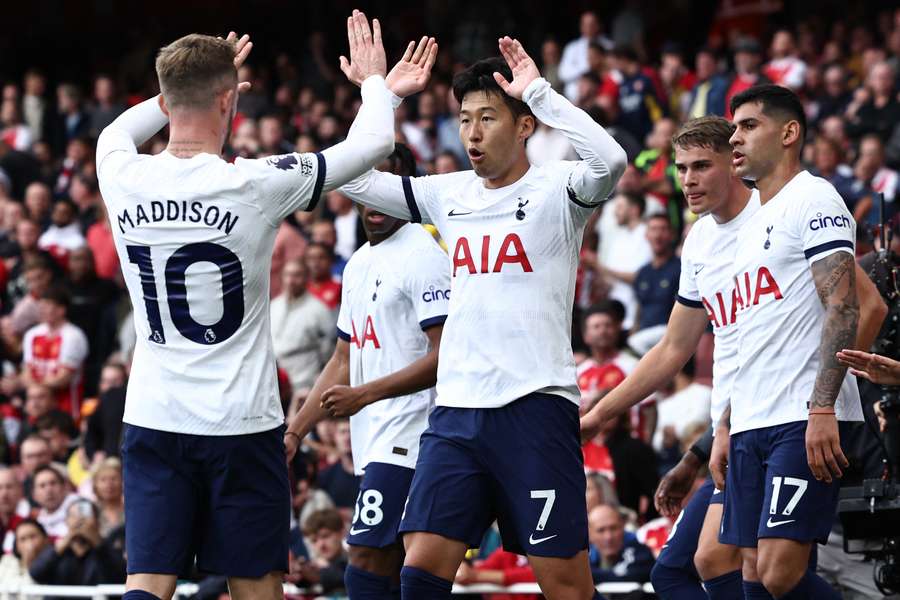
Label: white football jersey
xmin=98 ymin=130 xmax=327 ymax=435
xmin=677 ymin=191 xmax=760 ymax=427
xmin=730 ymin=171 xmax=863 ymax=434
xmin=337 ymin=224 xmax=450 ymax=474
xmin=340 ymin=78 xmax=625 ymax=409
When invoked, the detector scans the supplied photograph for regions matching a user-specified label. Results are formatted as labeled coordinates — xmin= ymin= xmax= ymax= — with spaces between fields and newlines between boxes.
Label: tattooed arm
xmin=806 ymin=251 xmax=858 ymax=482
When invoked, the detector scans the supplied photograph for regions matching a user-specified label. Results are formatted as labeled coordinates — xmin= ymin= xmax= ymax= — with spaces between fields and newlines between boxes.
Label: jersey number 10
xmin=127 ymin=242 xmax=244 ymax=345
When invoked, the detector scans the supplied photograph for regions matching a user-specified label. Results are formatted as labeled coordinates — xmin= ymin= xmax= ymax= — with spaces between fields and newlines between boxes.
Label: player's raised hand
xmin=655 ymin=453 xmax=701 ymax=517
xmin=223 ymin=31 xmax=253 ymax=94
xmin=338 ymin=10 xmax=387 ymax=86
xmin=385 ymin=36 xmax=438 ymax=98
xmin=806 ymin=413 xmax=848 ymax=483
xmin=836 ymin=349 xmax=900 ymax=386
xmin=494 ymin=36 xmax=541 ymax=100
xmin=321 ymin=384 xmax=371 ymax=417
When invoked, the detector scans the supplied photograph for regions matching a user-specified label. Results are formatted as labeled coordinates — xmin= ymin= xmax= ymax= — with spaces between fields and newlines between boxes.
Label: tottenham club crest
xmin=764 ymin=225 xmax=774 ymax=250
xmin=372 ymin=278 xmax=382 ymax=301
xmin=516 ymin=198 xmax=529 ymax=221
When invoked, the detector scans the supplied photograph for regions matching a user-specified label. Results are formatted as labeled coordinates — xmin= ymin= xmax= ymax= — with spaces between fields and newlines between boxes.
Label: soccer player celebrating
xmin=719 ymin=85 xmax=863 ymax=600
xmin=339 ymin=37 xmax=627 ymax=600
xmin=95 ymin=13 xmax=432 ymax=600
xmin=285 ymin=143 xmax=449 ymax=600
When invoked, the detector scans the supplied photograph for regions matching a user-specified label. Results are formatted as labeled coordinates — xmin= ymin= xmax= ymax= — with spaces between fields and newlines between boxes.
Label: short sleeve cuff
xmin=676 ymin=294 xmax=704 ymax=309
xmin=336 ymin=327 xmax=351 ymax=342
xmin=419 ymin=315 xmax=447 ymax=331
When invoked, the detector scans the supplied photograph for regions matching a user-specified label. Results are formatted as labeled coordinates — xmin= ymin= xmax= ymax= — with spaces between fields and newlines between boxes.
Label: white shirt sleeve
xmin=59 ymin=325 xmax=89 ymax=369
xmin=336 ymin=279 xmax=352 ymax=342
xmin=794 ymin=182 xmax=855 ymax=266
xmin=523 ymin=78 xmax=627 ymax=210
xmin=675 ymin=230 xmax=702 ymax=308
xmin=96 ymin=95 xmax=169 ymax=181
xmin=22 ymin=328 xmax=35 ymax=365
xmin=237 ymin=152 xmax=327 ymax=225
xmin=404 ymin=238 xmax=451 ymax=330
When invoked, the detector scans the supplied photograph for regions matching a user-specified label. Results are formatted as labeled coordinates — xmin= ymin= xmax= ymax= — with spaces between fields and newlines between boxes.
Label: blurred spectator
xmin=0 ymin=519 xmax=49 ymax=587
xmin=291 ymin=471 xmax=335 ymax=540
xmin=305 ymin=242 xmax=342 ymax=310
xmin=724 ymin=38 xmax=770 ymax=119
xmin=541 ymin=38 xmax=563 ymax=91
xmin=763 ymin=30 xmax=808 ymax=91
xmin=658 ymin=43 xmax=697 ymax=122
xmin=317 ymin=419 xmax=360 ymax=513
xmin=69 ymin=171 xmax=101 ymax=233
xmin=17 ymin=435 xmax=53 ymax=502
xmin=87 ymin=75 xmax=125 ymax=139
xmin=610 ymin=45 xmax=664 ymax=143
xmin=455 ymin=548 xmax=539 ymax=600
xmin=16 ymin=383 xmax=68 ymax=445
xmin=288 ymin=508 xmax=348 ymax=594
xmin=310 ymin=219 xmax=348 ymax=277
xmin=90 ymin=458 xmax=124 ymax=537
xmin=560 ymin=11 xmax=613 ymax=101
xmin=38 ymin=198 xmax=86 ymax=268
xmin=258 ymin=113 xmax=294 ymax=156
xmin=24 ymin=181 xmax=52 ymax=229
xmin=527 ymin=122 xmax=577 ymax=166
xmin=632 ymin=214 xmax=680 ymax=333
xmin=29 ymin=498 xmax=126 ymax=591
xmin=846 ymin=62 xmax=900 ymax=142
xmin=270 ymin=258 xmax=335 ymax=395
xmin=0 ymin=138 xmax=41 ymax=201
xmin=434 ymin=150 xmax=462 ymax=174
xmin=82 ymin=365 xmax=127 ymax=460
xmin=594 ymin=192 xmax=651 ymax=329
xmin=7 ymin=257 xmax=55 ymax=347
xmin=811 ymin=64 xmax=852 ymax=127
xmin=652 ymin=359 xmax=711 ymax=452
xmin=36 ymin=411 xmax=77 ymax=463
xmin=22 ymin=69 xmax=50 ymax=143
xmin=20 ymin=286 xmax=89 ymax=421
xmin=32 ymin=465 xmax=78 ymax=538
xmin=0 ymin=467 xmax=29 ymax=553
xmin=587 ymin=504 xmax=654 ymax=584
xmin=66 ymin=247 xmax=119 ymax=395
xmin=634 ymin=118 xmax=679 ymax=218
xmin=586 ymin=472 xmax=621 ymax=513
xmin=53 ymin=138 xmax=91 ymax=197
xmin=852 ymin=134 xmax=899 ymax=225
xmin=270 ymin=217 xmax=308 ymax=298
xmin=1 ymin=99 xmax=34 ymax=151
xmin=48 ymin=84 xmax=89 ymax=158
xmin=85 ymin=202 xmax=119 ymax=281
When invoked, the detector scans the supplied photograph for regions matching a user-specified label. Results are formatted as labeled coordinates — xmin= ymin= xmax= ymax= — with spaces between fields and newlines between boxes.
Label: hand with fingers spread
xmin=222 ymin=31 xmax=253 ymax=94
xmin=836 ymin=349 xmax=900 ymax=386
xmin=385 ymin=36 xmax=438 ymax=98
xmin=338 ymin=9 xmax=387 ymax=86
xmin=493 ymin=36 xmax=541 ymax=100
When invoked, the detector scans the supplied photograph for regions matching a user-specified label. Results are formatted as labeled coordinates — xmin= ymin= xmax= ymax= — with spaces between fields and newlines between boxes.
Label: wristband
xmin=809 ymin=408 xmax=836 ymax=415
xmin=285 ymin=431 xmax=303 ymax=443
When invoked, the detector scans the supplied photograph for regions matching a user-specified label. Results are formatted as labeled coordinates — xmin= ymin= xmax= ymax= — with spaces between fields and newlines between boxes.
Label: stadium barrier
xmin=0 ymin=581 xmax=656 ymax=598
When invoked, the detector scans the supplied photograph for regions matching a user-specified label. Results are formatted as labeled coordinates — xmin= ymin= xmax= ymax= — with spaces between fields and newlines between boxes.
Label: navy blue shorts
xmin=398 ymin=393 xmax=588 ymax=558
xmin=657 ymin=477 xmax=721 ymax=569
xmin=720 ymin=421 xmax=851 ymax=548
xmin=122 ymin=424 xmax=290 ymax=578
xmin=347 ymin=462 xmax=415 ymax=548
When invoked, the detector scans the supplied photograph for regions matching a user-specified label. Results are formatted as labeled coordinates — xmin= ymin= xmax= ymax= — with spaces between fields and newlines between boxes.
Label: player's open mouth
xmin=732 ymin=151 xmax=745 ymax=167
xmin=686 ymin=192 xmax=705 ymax=202
xmin=468 ymin=148 xmax=485 ymax=163
xmin=366 ymin=212 xmax=387 ymax=226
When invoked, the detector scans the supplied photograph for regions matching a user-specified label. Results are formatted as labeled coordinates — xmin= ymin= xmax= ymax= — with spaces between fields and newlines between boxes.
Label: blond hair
xmin=155 ymin=34 xmax=237 ymax=109
xmin=672 ymin=116 xmax=735 ymax=154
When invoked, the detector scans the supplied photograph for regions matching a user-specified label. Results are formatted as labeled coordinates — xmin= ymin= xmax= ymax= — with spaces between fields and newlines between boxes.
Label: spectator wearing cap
xmin=20 ymin=286 xmax=89 ymax=421
xmin=559 ymin=11 xmax=614 ymax=101
xmin=32 ymin=465 xmax=78 ymax=539
xmin=588 ymin=504 xmax=655 ymax=584
xmin=288 ymin=508 xmax=348 ymax=594
xmin=724 ymin=37 xmax=771 ymax=119
xmin=38 ymin=198 xmax=85 ymax=269
xmin=763 ymin=29 xmax=808 ymax=91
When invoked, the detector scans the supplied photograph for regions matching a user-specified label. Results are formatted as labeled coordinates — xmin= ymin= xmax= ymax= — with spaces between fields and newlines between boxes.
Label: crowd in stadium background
xmin=0 ymin=0 xmax=899 ymax=597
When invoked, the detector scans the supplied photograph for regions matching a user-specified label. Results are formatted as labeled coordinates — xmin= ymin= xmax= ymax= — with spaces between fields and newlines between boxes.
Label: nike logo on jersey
xmin=693 ymin=264 xmax=705 ymax=276
xmin=348 ymin=527 xmax=372 ymax=535
xmin=528 ymin=533 xmax=558 ymax=545
xmin=766 ymin=517 xmax=795 ymax=528
xmin=448 ymin=209 xmax=473 ymax=217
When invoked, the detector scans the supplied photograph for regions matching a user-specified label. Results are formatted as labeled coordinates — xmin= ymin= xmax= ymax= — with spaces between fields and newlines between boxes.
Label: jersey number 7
xmin=127 ymin=242 xmax=245 ymax=345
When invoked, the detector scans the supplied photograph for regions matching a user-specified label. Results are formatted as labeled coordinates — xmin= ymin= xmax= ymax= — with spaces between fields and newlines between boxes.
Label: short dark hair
xmin=13 ymin=518 xmax=47 ymax=558
xmin=618 ymin=190 xmax=645 ymax=215
xmin=305 ymin=241 xmax=334 ymax=261
xmin=302 ymin=508 xmax=344 ymax=536
xmin=583 ymin=300 xmax=626 ymax=327
xmin=41 ymin=286 xmax=71 ymax=311
xmin=646 ymin=213 xmax=672 ymax=227
xmin=729 ymin=84 xmax=807 ymax=140
xmin=33 ymin=464 xmax=65 ymax=485
xmin=384 ymin=142 xmax=417 ymax=177
xmin=36 ymin=411 xmax=76 ymax=437
xmin=452 ymin=57 xmax=533 ymax=121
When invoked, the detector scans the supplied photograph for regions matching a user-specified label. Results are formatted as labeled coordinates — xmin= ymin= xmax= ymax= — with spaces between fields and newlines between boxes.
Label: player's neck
xmin=367 ymin=222 xmax=405 ymax=246
xmin=710 ymin=180 xmax=752 ymax=224
xmin=166 ymin=119 xmax=223 ymax=158
xmin=755 ymin=155 xmax=802 ymax=205
xmin=482 ymin=154 xmax=530 ymax=190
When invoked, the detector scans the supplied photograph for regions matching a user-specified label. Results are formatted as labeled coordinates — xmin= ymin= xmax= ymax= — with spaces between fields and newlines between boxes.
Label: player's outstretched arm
xmin=284 ymin=340 xmax=351 ymax=463
xmin=806 ymin=251 xmax=858 ymax=483
xmin=580 ymin=302 xmax=708 ymax=440
xmin=495 ymin=37 xmax=627 ymax=206
xmin=316 ymin=11 xmax=396 ymax=194
xmin=836 ymin=350 xmax=900 ymax=386
xmin=321 ymin=324 xmax=443 ymax=417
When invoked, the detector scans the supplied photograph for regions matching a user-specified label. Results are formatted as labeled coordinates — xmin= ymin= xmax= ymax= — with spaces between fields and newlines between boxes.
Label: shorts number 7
xmin=770 ymin=476 xmax=807 ymax=517
xmin=530 ymin=489 xmax=556 ymax=531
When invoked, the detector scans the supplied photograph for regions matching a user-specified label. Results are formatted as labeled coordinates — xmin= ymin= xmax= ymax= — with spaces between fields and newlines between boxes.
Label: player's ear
xmin=518 ymin=114 xmax=536 ymax=143
xmin=158 ymin=94 xmax=170 ymax=118
xmin=782 ymin=119 xmax=801 ymax=148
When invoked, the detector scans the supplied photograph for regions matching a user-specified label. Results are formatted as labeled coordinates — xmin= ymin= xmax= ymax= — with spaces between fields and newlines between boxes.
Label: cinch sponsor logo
xmin=422 ymin=286 xmax=450 ymax=303
xmin=809 ymin=212 xmax=851 ymax=230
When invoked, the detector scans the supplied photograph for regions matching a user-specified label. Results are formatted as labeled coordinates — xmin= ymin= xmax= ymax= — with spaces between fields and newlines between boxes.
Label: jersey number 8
xmin=127 ymin=242 xmax=244 ymax=345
